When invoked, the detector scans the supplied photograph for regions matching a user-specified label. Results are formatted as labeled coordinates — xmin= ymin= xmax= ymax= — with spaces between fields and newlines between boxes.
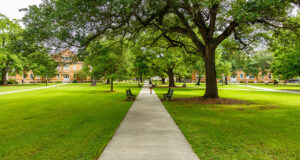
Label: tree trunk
xmin=167 ymin=68 xmax=175 ymax=87
xmin=2 ymin=68 xmax=8 ymax=85
xmin=91 ymin=78 xmax=97 ymax=86
xmin=162 ymin=77 xmax=165 ymax=84
xmin=106 ymin=78 xmax=110 ymax=84
xmin=110 ymin=78 xmax=113 ymax=91
xmin=140 ymin=75 xmax=143 ymax=82
xmin=46 ymin=75 xmax=48 ymax=87
xmin=284 ymin=80 xmax=287 ymax=85
xmin=225 ymin=76 xmax=228 ymax=85
xmin=203 ymin=48 xmax=218 ymax=98
xmin=196 ymin=74 xmax=201 ymax=85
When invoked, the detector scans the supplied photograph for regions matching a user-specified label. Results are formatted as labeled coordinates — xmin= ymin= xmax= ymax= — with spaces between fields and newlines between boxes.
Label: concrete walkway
xmin=243 ymin=85 xmax=300 ymax=94
xmin=99 ymin=84 xmax=199 ymax=160
xmin=0 ymin=83 xmax=66 ymax=95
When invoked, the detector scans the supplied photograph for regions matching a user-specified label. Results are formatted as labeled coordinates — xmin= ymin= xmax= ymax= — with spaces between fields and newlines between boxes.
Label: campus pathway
xmin=0 ymin=83 xmax=66 ymax=95
xmin=99 ymin=83 xmax=199 ymax=160
xmin=243 ymin=85 xmax=300 ymax=94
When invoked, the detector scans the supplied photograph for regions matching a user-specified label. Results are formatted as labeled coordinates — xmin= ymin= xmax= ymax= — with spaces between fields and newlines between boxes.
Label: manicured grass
xmin=155 ymin=83 xmax=300 ymax=159
xmin=0 ymin=83 xmax=60 ymax=93
xmin=0 ymin=83 xmax=140 ymax=159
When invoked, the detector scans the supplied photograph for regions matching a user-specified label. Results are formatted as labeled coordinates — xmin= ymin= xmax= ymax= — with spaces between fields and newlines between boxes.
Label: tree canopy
xmin=22 ymin=0 xmax=299 ymax=97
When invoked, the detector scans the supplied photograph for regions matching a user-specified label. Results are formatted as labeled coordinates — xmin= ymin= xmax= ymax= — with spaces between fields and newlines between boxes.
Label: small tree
xmin=74 ymin=70 xmax=87 ymax=83
xmin=145 ymin=47 xmax=188 ymax=87
xmin=27 ymin=51 xmax=57 ymax=86
xmin=0 ymin=14 xmax=24 ymax=85
xmin=193 ymin=58 xmax=205 ymax=85
xmin=216 ymin=51 xmax=232 ymax=85
xmin=85 ymin=41 xmax=134 ymax=91
xmin=270 ymin=25 xmax=300 ymax=84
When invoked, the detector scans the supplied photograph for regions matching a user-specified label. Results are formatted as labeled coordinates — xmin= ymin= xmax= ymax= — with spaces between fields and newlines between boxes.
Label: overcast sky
xmin=0 ymin=0 xmax=42 ymax=20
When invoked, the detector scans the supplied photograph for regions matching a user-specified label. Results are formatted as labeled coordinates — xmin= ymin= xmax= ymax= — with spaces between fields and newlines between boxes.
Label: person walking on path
xmin=149 ymin=81 xmax=153 ymax=94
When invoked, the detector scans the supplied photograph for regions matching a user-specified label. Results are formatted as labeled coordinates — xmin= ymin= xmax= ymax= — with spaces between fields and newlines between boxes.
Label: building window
xmin=250 ymin=74 xmax=254 ymax=79
xmin=240 ymin=74 xmax=243 ymax=79
xmin=62 ymin=56 xmax=70 ymax=61
xmin=23 ymin=74 xmax=27 ymax=79
xmin=30 ymin=74 xmax=34 ymax=80
xmin=63 ymin=65 xmax=70 ymax=70
xmin=73 ymin=65 xmax=76 ymax=70
xmin=57 ymin=74 xmax=60 ymax=79
xmin=57 ymin=66 xmax=60 ymax=70
xmin=269 ymin=74 xmax=272 ymax=79
xmin=37 ymin=75 xmax=40 ymax=80
xmin=64 ymin=74 xmax=69 ymax=79
xmin=231 ymin=75 xmax=236 ymax=78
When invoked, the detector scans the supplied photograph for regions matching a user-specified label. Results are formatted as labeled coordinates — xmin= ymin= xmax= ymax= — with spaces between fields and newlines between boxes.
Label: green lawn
xmin=0 ymin=83 xmax=140 ymax=159
xmin=0 ymin=83 xmax=60 ymax=93
xmin=155 ymin=83 xmax=300 ymax=159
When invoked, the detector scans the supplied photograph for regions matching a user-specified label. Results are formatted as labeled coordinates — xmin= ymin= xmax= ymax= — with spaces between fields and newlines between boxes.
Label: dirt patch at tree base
xmin=170 ymin=97 xmax=254 ymax=105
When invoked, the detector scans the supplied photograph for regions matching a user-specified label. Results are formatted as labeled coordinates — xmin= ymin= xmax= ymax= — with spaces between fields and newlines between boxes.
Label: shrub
xmin=248 ymin=80 xmax=254 ymax=83
xmin=55 ymin=81 xmax=63 ymax=83
xmin=72 ymin=80 xmax=77 ymax=83
xmin=7 ymin=79 xmax=17 ymax=84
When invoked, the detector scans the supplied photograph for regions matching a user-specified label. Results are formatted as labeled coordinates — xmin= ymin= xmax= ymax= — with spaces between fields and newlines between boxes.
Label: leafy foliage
xmin=270 ymin=28 xmax=300 ymax=80
xmin=84 ymin=41 xmax=134 ymax=91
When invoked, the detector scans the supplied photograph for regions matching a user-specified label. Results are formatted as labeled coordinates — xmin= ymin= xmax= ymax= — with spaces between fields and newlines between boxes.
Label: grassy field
xmin=0 ymin=83 xmax=140 ymax=160
xmin=155 ymin=83 xmax=300 ymax=159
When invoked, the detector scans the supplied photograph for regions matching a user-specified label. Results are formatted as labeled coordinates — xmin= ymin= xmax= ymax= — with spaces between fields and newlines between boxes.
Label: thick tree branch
xmin=179 ymin=2 xmax=208 ymax=37
xmin=173 ymin=9 xmax=205 ymax=54
xmin=215 ymin=21 xmax=238 ymax=46
xmin=208 ymin=4 xmax=218 ymax=37
xmin=162 ymin=33 xmax=198 ymax=55
xmin=134 ymin=3 xmax=170 ymax=26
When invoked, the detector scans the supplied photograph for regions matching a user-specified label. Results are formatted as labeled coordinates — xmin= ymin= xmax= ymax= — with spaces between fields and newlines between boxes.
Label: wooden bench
xmin=126 ymin=89 xmax=136 ymax=100
xmin=182 ymin=83 xmax=186 ymax=87
xmin=163 ymin=88 xmax=174 ymax=100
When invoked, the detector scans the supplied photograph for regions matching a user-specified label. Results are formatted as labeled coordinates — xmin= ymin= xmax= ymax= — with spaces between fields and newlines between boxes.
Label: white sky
xmin=0 ymin=0 xmax=42 ymax=20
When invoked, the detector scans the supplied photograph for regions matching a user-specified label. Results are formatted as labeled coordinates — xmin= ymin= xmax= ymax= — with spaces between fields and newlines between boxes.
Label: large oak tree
xmin=23 ymin=0 xmax=299 ymax=97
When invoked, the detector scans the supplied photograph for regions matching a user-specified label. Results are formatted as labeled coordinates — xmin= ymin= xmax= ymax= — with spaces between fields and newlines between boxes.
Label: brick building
xmin=12 ymin=50 xmax=91 ymax=83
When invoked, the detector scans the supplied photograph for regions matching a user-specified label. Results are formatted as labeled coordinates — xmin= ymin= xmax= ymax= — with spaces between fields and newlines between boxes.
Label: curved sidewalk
xmin=99 ymin=84 xmax=199 ymax=160
xmin=0 ymin=83 xmax=66 ymax=95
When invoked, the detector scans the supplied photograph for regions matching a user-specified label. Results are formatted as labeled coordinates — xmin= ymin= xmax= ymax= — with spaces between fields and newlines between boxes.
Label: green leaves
xmin=84 ymin=40 xmax=134 ymax=81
